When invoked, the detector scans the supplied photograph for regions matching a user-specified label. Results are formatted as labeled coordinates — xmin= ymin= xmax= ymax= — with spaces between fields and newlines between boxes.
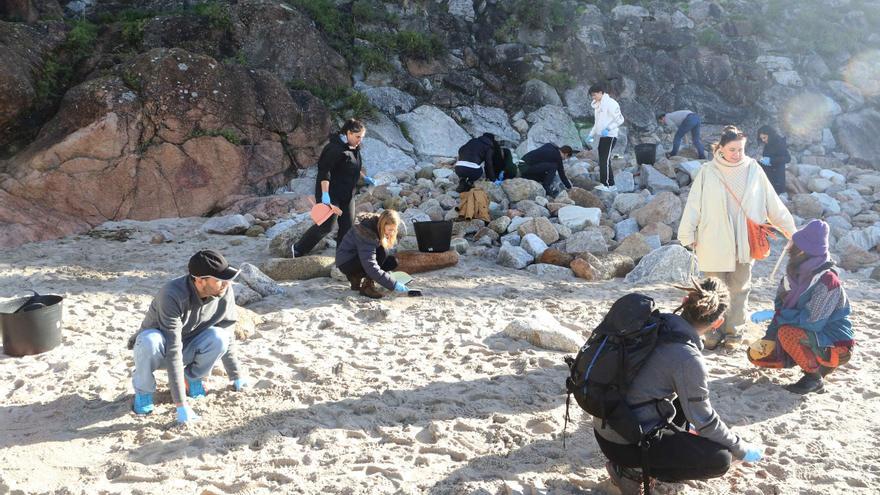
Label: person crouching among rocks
xmin=129 ymin=249 xmax=247 ymax=424
xmin=336 ymin=210 xmax=409 ymax=299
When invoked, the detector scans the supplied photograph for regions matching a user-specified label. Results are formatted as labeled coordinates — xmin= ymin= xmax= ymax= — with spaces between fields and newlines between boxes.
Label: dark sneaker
xmin=785 ymin=373 xmax=825 ymax=394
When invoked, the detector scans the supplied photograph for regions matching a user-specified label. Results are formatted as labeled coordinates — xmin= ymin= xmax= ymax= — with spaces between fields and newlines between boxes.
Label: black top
xmin=457 ymin=134 xmax=497 ymax=180
xmin=522 ymin=143 xmax=572 ymax=189
xmin=761 ymin=135 xmax=791 ymax=167
xmin=315 ymin=133 xmax=362 ymax=203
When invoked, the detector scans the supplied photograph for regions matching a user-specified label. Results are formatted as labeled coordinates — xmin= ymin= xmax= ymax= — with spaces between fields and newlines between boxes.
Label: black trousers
xmin=521 ymin=162 xmax=558 ymax=194
xmin=598 ymin=136 xmax=616 ymax=186
xmin=455 ymin=165 xmax=483 ymax=183
xmin=294 ymin=196 xmax=355 ymax=256
xmin=595 ymin=399 xmax=732 ymax=482
xmin=337 ymin=246 xmax=398 ymax=280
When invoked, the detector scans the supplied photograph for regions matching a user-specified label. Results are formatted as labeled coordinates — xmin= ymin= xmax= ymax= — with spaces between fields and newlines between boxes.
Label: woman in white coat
xmin=678 ymin=126 xmax=797 ymax=349
xmin=587 ymin=83 xmax=625 ymax=191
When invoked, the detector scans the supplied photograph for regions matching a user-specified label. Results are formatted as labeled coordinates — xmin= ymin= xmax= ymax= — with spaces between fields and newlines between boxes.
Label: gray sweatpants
xmin=704 ymin=262 xmax=753 ymax=336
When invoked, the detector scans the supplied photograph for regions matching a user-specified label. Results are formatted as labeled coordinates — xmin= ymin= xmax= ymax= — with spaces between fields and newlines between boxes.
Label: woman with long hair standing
xmin=678 ymin=126 xmax=797 ymax=349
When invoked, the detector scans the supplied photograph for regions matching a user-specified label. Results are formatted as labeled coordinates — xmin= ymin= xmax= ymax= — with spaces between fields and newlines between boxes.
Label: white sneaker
xmin=594 ymin=185 xmax=610 ymax=192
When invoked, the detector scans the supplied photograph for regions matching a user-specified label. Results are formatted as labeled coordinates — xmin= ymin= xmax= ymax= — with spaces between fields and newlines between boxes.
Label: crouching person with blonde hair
xmin=336 ymin=210 xmax=409 ymax=299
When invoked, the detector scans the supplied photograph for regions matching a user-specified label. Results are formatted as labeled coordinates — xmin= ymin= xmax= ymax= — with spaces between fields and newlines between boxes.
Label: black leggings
xmin=337 ymin=246 xmax=398 ymax=281
xmin=595 ymin=400 xmax=732 ymax=482
xmin=598 ymin=136 xmax=616 ymax=186
xmin=294 ymin=195 xmax=355 ymax=256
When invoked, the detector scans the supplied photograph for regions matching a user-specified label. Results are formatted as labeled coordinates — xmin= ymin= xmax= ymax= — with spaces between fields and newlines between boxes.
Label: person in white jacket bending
xmin=678 ymin=126 xmax=796 ymax=349
xmin=587 ymin=83 xmax=625 ymax=191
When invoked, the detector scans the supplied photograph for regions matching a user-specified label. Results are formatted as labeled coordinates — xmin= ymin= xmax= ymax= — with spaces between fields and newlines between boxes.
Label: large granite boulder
xmin=261 ymin=256 xmax=335 ymax=280
xmin=625 ymin=245 xmax=698 ymax=284
xmin=396 ymin=105 xmax=470 ymax=157
xmin=0 ymin=47 xmax=330 ymax=248
xmin=833 ymin=109 xmax=880 ymax=169
xmin=453 ymin=105 xmax=520 ymax=143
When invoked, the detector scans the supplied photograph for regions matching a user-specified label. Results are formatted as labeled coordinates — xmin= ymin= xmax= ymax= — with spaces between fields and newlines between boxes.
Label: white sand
xmin=1 ymin=218 xmax=878 ymax=494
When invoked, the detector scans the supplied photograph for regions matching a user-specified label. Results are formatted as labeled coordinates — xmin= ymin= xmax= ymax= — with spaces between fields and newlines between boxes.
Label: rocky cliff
xmin=1 ymin=0 xmax=879 ymax=247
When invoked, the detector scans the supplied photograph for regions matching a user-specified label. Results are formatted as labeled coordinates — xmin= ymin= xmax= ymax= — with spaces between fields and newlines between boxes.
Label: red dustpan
xmin=310 ymin=203 xmax=334 ymax=226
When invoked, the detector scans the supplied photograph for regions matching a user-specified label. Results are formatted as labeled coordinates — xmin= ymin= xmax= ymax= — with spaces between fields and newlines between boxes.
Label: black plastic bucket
xmin=413 ymin=220 xmax=453 ymax=253
xmin=0 ymin=292 xmax=63 ymax=357
xmin=635 ymin=143 xmax=658 ymax=166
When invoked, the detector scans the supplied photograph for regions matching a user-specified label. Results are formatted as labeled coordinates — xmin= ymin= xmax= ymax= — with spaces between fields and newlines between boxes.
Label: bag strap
xmin=711 ymin=166 xmax=776 ymax=229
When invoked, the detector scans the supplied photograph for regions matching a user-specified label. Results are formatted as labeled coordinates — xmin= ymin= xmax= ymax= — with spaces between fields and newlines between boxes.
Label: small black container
xmin=413 ymin=220 xmax=453 ymax=253
xmin=0 ymin=292 xmax=64 ymax=357
xmin=635 ymin=143 xmax=658 ymax=166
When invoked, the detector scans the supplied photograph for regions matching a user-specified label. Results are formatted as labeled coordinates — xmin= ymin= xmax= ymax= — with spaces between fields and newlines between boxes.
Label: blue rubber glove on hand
xmin=750 ymin=310 xmax=775 ymax=324
xmin=363 ymin=176 xmax=376 ymax=186
xmin=394 ymin=282 xmax=408 ymax=293
xmin=586 ymin=135 xmax=595 ymax=144
xmin=741 ymin=443 xmax=764 ymax=463
xmin=176 ymin=405 xmax=200 ymax=424
xmin=760 ymin=157 xmax=771 ymax=166
xmin=601 ymin=128 xmax=610 ymax=137
xmin=233 ymin=378 xmax=248 ymax=391
xmin=321 ymin=191 xmax=331 ymax=205
xmin=494 ymin=172 xmax=504 ymax=185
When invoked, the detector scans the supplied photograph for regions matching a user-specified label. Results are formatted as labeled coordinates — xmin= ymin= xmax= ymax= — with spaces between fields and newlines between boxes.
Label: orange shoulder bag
xmin=717 ymin=175 xmax=778 ymax=260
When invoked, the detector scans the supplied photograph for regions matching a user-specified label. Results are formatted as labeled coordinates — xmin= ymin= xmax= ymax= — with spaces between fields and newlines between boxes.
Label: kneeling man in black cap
xmin=128 ymin=249 xmax=246 ymax=424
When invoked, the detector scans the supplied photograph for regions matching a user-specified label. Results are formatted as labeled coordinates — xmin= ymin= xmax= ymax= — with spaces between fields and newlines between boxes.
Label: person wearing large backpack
xmin=567 ymin=278 xmax=763 ymax=494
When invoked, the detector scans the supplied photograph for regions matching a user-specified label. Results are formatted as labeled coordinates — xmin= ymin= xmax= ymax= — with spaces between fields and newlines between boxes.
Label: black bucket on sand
xmin=413 ymin=220 xmax=453 ymax=253
xmin=635 ymin=143 xmax=658 ymax=166
xmin=0 ymin=291 xmax=64 ymax=357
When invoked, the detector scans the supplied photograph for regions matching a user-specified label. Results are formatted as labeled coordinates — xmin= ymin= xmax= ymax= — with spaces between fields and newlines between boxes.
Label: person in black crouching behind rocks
xmin=335 ymin=210 xmax=409 ymax=299
xmin=454 ymin=133 xmax=500 ymax=193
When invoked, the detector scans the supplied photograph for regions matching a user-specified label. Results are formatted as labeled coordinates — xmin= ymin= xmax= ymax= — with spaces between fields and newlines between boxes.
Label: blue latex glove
xmin=493 ymin=171 xmax=504 ymax=185
xmin=760 ymin=157 xmax=770 ymax=165
xmin=394 ymin=282 xmax=408 ymax=293
xmin=741 ymin=443 xmax=764 ymax=462
xmin=233 ymin=378 xmax=248 ymax=391
xmin=186 ymin=379 xmax=206 ymax=399
xmin=176 ymin=405 xmax=200 ymax=424
xmin=601 ymin=128 xmax=610 ymax=137
xmin=132 ymin=393 xmax=154 ymax=415
xmin=750 ymin=310 xmax=775 ymax=324
xmin=586 ymin=135 xmax=595 ymax=144
xmin=363 ymin=176 xmax=376 ymax=186
xmin=321 ymin=191 xmax=331 ymax=205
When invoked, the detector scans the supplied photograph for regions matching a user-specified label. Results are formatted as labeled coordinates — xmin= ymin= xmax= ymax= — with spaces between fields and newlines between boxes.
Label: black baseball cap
xmin=188 ymin=249 xmax=239 ymax=281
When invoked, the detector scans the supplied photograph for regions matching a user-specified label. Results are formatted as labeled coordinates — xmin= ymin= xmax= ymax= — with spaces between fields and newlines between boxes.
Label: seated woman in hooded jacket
xmin=594 ymin=277 xmax=763 ymax=494
xmin=335 ymin=210 xmax=409 ymax=299
xmin=748 ymin=219 xmax=854 ymax=394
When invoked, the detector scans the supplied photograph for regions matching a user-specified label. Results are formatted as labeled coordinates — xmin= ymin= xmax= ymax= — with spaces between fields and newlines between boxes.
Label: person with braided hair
xmin=747 ymin=220 xmax=854 ymax=394
xmin=596 ymin=277 xmax=764 ymax=494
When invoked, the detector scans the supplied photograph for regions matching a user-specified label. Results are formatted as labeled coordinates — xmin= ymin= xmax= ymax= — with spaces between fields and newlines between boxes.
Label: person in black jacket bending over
xmin=336 ymin=210 xmax=409 ymax=299
xmin=757 ymin=125 xmax=791 ymax=196
xmin=520 ymin=143 xmax=575 ymax=196
xmin=454 ymin=133 xmax=499 ymax=193
xmin=293 ymin=119 xmax=374 ymax=257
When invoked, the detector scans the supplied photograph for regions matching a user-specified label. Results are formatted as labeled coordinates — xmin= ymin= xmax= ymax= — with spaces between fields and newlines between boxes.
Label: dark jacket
xmin=758 ymin=126 xmax=790 ymax=194
xmin=457 ymin=134 xmax=497 ymax=180
xmin=592 ymin=313 xmax=747 ymax=458
xmin=335 ymin=214 xmax=396 ymax=290
xmin=522 ymin=143 xmax=572 ymax=188
xmin=315 ymin=133 xmax=362 ymax=204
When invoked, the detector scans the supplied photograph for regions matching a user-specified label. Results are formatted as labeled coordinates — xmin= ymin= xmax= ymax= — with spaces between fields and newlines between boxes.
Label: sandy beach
xmin=1 ymin=218 xmax=879 ymax=495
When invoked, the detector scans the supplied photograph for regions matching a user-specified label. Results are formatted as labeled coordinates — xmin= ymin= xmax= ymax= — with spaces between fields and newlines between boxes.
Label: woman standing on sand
xmin=678 ymin=126 xmax=797 ymax=349
xmin=747 ymin=220 xmax=854 ymax=394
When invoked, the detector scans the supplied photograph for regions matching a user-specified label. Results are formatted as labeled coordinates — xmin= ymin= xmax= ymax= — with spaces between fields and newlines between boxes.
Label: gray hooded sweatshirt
xmin=592 ymin=314 xmax=748 ymax=459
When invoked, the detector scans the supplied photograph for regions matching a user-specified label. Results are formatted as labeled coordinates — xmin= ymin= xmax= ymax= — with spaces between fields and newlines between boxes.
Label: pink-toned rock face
xmin=0 ymin=48 xmax=331 ymax=248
